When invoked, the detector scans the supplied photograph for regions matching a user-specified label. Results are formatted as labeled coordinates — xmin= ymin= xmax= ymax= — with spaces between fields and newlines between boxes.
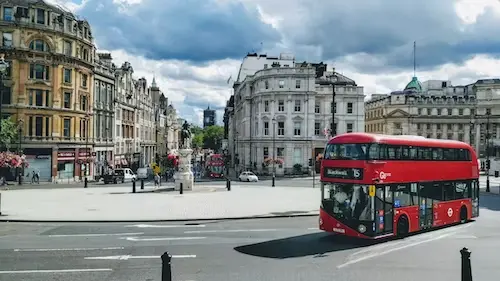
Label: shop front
xmin=57 ymin=150 xmax=75 ymax=181
xmin=24 ymin=148 xmax=52 ymax=182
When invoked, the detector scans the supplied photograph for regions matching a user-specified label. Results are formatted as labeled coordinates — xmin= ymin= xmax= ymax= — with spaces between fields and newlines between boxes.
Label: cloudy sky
xmin=47 ymin=0 xmax=500 ymax=125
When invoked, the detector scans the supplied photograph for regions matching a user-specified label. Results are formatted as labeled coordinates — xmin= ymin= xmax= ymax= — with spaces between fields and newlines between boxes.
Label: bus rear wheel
xmin=460 ymin=206 xmax=468 ymax=223
xmin=396 ymin=216 xmax=409 ymax=238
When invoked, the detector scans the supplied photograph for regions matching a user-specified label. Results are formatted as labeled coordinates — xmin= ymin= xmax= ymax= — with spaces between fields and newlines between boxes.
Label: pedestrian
xmin=154 ymin=172 xmax=160 ymax=188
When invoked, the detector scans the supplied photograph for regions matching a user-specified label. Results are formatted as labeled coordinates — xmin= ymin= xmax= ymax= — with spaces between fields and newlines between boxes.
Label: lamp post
xmin=272 ymin=117 xmax=276 ymax=187
xmin=84 ymin=114 xmax=90 ymax=188
xmin=17 ymin=119 xmax=24 ymax=185
xmin=0 ymin=54 xmax=9 ymax=135
xmin=486 ymin=109 xmax=491 ymax=192
xmin=319 ymin=77 xmax=352 ymax=137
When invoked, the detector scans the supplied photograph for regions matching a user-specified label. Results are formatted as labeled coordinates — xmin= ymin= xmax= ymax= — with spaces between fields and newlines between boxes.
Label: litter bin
xmin=495 ymin=171 xmax=499 ymax=178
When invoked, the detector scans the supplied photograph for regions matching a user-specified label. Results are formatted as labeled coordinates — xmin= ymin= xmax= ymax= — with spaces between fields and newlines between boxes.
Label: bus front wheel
xmin=460 ymin=206 xmax=468 ymax=223
xmin=396 ymin=216 xmax=409 ymax=238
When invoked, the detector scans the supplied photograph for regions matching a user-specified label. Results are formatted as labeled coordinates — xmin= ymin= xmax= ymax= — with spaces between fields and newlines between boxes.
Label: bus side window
xmin=391 ymin=184 xmax=412 ymax=207
xmin=408 ymin=146 xmax=417 ymax=160
xmin=443 ymin=182 xmax=455 ymax=201
xmin=454 ymin=181 xmax=468 ymax=200
xmin=443 ymin=149 xmax=455 ymax=161
xmin=432 ymin=148 xmax=443 ymax=160
xmin=401 ymin=146 xmax=410 ymax=160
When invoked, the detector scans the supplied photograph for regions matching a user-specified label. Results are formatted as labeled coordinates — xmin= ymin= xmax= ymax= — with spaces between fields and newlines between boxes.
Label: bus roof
xmin=328 ymin=133 xmax=473 ymax=150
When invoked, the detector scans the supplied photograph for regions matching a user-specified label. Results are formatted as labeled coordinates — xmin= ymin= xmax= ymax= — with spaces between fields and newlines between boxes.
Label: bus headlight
xmin=358 ymin=224 xmax=366 ymax=233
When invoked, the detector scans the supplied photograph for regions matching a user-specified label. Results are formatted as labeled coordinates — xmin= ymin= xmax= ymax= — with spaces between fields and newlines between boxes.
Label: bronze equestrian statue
xmin=180 ymin=121 xmax=192 ymax=149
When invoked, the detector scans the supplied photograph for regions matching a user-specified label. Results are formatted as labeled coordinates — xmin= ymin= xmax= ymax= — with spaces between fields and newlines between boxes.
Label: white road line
xmin=125 ymin=224 xmax=206 ymax=228
xmin=85 ymin=255 xmax=196 ymax=260
xmin=0 ymin=268 xmax=113 ymax=274
xmin=14 ymin=247 xmax=124 ymax=252
xmin=338 ymin=224 xmax=472 ymax=269
xmin=184 ymin=229 xmax=277 ymax=234
xmin=48 ymin=232 xmax=144 ymax=238
xmin=122 ymin=236 xmax=206 ymax=242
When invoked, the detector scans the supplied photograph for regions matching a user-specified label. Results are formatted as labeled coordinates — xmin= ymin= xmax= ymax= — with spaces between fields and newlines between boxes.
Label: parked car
xmin=239 ymin=171 xmax=259 ymax=182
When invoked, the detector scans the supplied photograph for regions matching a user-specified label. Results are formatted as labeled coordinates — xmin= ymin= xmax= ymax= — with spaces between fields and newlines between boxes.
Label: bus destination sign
xmin=323 ymin=167 xmax=363 ymax=180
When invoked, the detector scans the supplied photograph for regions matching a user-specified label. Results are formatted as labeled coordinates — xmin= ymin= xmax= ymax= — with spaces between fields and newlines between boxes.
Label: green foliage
xmin=189 ymin=124 xmax=224 ymax=150
xmin=0 ymin=118 xmax=19 ymax=151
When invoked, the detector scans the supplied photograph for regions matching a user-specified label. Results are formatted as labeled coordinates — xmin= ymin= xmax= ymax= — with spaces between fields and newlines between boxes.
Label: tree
xmin=190 ymin=125 xmax=204 ymax=148
xmin=203 ymin=125 xmax=224 ymax=150
xmin=0 ymin=118 xmax=19 ymax=151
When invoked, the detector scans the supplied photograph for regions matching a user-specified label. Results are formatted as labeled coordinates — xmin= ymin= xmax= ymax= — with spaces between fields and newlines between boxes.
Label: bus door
xmin=374 ymin=185 xmax=393 ymax=234
xmin=418 ymin=182 xmax=433 ymax=229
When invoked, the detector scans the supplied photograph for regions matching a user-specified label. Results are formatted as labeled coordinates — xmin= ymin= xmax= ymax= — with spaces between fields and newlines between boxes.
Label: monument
xmin=173 ymin=121 xmax=194 ymax=191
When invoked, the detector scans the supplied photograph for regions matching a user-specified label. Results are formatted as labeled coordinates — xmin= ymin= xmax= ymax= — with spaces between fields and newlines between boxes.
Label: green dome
xmin=404 ymin=76 xmax=422 ymax=92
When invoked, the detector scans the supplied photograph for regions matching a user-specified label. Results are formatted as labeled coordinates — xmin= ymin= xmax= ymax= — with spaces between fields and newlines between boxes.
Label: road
xmin=1 ymin=193 xmax=500 ymax=281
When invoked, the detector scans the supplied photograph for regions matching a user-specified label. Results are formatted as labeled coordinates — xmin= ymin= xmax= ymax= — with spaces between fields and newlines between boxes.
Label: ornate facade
xmin=0 ymin=0 xmax=95 ymax=182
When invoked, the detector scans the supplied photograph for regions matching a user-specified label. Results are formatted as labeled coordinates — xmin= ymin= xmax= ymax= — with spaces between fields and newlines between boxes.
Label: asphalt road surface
xmin=1 ymin=193 xmax=500 ymax=281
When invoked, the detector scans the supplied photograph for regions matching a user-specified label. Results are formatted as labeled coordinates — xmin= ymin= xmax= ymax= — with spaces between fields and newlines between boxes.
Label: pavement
xmin=1 ymin=193 xmax=500 ymax=281
xmin=0 ymin=178 xmax=319 ymax=222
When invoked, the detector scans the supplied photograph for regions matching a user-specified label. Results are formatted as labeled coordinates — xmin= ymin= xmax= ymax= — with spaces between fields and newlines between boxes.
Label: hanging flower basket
xmin=0 ymin=152 xmax=29 ymax=168
xmin=263 ymin=157 xmax=284 ymax=165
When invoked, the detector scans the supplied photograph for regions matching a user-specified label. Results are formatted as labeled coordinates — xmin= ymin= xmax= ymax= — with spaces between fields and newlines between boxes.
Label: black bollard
xmin=161 ymin=252 xmax=172 ymax=281
xmin=226 ymin=178 xmax=231 ymax=191
xmin=272 ymin=175 xmax=275 ymax=187
xmin=132 ymin=180 xmax=136 ymax=193
xmin=460 ymin=247 xmax=473 ymax=281
xmin=84 ymin=177 xmax=88 ymax=188
xmin=180 ymin=182 xmax=183 ymax=194
xmin=140 ymin=179 xmax=144 ymax=190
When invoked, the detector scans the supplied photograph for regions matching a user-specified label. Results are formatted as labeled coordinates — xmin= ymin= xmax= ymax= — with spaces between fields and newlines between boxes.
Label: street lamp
xmin=272 ymin=117 xmax=276 ymax=187
xmin=486 ymin=108 xmax=491 ymax=192
xmin=0 ymin=54 xmax=9 ymax=135
xmin=319 ymin=77 xmax=353 ymax=137
xmin=84 ymin=114 xmax=90 ymax=188
xmin=17 ymin=119 xmax=24 ymax=185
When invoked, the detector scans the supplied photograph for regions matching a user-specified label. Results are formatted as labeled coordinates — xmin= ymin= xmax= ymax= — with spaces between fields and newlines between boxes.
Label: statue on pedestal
xmin=180 ymin=121 xmax=192 ymax=149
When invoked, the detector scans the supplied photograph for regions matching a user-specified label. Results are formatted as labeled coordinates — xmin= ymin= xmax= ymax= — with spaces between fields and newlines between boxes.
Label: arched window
xmin=29 ymin=39 xmax=50 ymax=52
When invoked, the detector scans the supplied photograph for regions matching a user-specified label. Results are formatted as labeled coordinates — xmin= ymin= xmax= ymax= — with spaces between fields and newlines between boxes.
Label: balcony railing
xmin=21 ymin=136 xmax=96 ymax=143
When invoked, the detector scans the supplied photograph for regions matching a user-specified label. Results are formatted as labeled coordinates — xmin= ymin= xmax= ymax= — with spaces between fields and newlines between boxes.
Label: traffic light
xmin=486 ymin=159 xmax=491 ymax=170
xmin=308 ymin=158 xmax=313 ymax=167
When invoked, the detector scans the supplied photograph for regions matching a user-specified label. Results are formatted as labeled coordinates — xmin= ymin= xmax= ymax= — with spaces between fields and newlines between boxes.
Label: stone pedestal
xmin=173 ymin=148 xmax=194 ymax=191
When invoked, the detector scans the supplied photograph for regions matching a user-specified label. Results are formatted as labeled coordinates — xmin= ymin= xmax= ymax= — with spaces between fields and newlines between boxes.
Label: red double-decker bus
xmin=207 ymin=154 xmax=224 ymax=178
xmin=319 ymin=133 xmax=480 ymax=239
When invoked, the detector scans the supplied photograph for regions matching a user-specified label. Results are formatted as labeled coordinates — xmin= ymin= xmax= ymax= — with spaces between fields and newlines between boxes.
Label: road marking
xmin=308 ymin=227 xmax=318 ymax=230
xmin=48 ymin=232 xmax=144 ymax=238
xmin=122 ymin=236 xmax=206 ymax=242
xmin=125 ymin=224 xmax=206 ymax=228
xmin=14 ymin=247 xmax=124 ymax=252
xmin=85 ymin=255 xmax=196 ymax=260
xmin=338 ymin=224 xmax=471 ymax=269
xmin=0 ymin=268 xmax=113 ymax=274
xmin=184 ymin=228 xmax=277 ymax=234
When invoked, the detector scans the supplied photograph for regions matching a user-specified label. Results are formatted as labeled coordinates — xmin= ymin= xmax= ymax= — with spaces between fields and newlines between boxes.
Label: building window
xmin=346 ymin=123 xmax=353 ymax=133
xmin=2 ymin=32 xmax=12 ymax=47
xmin=28 ymin=89 xmax=50 ymax=107
xmin=80 ymin=95 xmax=87 ymax=111
xmin=63 ymin=68 xmax=72 ymax=83
xmin=277 ymin=147 xmax=284 ymax=157
xmin=80 ymin=118 xmax=89 ymax=139
xmin=279 ymin=80 xmax=284 ymax=88
xmin=294 ymin=122 xmax=301 ymax=136
xmin=294 ymin=100 xmax=301 ymax=112
xmin=63 ymin=92 xmax=71 ymax=109
xmin=458 ymin=108 xmax=463 ymax=115
xmin=293 ymin=147 xmax=302 ymax=164
xmin=278 ymin=100 xmax=284 ymax=112
xmin=29 ymin=64 xmax=50 ymax=80
xmin=315 ymin=103 xmax=320 ymax=114
xmin=29 ymin=39 xmax=50 ymax=52
xmin=63 ymin=118 xmax=71 ymax=138
xmin=264 ymin=64 xmax=268 ymax=69
xmin=263 ymin=121 xmax=269 ymax=135
xmin=278 ymin=121 xmax=285 ymax=136
xmin=3 ymin=7 xmax=13 ymax=21
xmin=83 ymin=49 xmax=89 ymax=61
xmin=264 ymin=100 xmax=269 ymax=112
xmin=0 ymin=86 xmax=10 ymax=104
xmin=81 ymin=74 xmax=88 ymax=87
xmin=263 ymin=147 xmax=269 ymax=158
xmin=295 ymin=80 xmax=301 ymax=89
xmin=63 ymin=40 xmax=72 ymax=56
xmin=347 ymin=102 xmax=353 ymax=114
xmin=265 ymin=81 xmax=269 ymax=89
xmin=314 ymin=122 xmax=321 ymax=135
xmin=36 ymin=8 xmax=45 ymax=24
